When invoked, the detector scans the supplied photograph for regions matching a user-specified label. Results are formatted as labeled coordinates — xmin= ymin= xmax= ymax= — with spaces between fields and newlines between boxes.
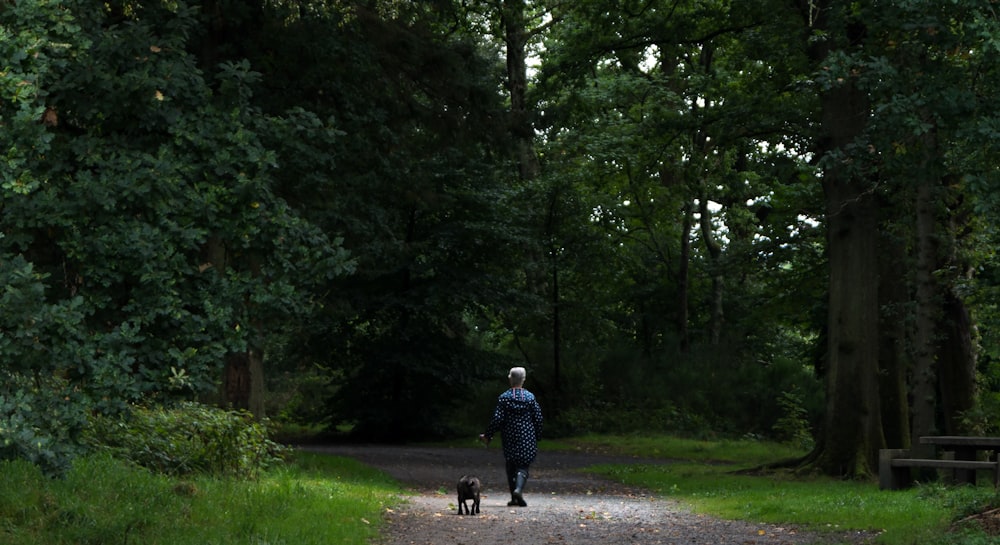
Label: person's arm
xmin=532 ymin=400 xmax=543 ymax=439
xmin=481 ymin=399 xmax=505 ymax=443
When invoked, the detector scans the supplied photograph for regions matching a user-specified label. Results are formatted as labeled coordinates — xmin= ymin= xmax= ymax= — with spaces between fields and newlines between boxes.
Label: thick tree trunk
xmin=813 ymin=58 xmax=884 ymax=476
xmin=248 ymin=348 xmax=266 ymax=418
xmin=501 ymin=0 xmax=540 ymax=181
xmin=877 ymin=226 xmax=911 ymax=449
xmin=937 ymin=292 xmax=976 ymax=434
xmin=222 ymin=347 xmax=266 ymax=418
xmin=910 ymin=176 xmax=938 ymax=458
xmin=223 ymin=352 xmax=251 ymax=411
xmin=205 ymin=235 xmax=267 ymax=419
xmin=818 ymin=177 xmax=883 ymax=476
xmin=933 ymin=175 xmax=976 ymax=435
xmin=802 ymin=0 xmax=884 ymax=478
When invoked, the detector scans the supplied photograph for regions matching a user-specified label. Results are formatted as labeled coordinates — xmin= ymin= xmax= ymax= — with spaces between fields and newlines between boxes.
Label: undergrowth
xmin=0 ymin=451 xmax=400 ymax=545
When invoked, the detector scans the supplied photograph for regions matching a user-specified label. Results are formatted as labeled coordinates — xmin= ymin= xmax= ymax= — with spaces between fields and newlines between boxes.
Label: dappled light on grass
xmin=564 ymin=435 xmax=976 ymax=545
xmin=0 ymin=451 xmax=403 ymax=545
xmin=594 ymin=461 xmax=949 ymax=542
xmin=189 ymin=453 xmax=400 ymax=544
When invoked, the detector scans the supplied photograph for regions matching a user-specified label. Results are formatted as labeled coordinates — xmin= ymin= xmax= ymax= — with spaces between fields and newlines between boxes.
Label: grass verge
xmin=552 ymin=434 xmax=1000 ymax=545
xmin=0 ymin=451 xmax=401 ymax=545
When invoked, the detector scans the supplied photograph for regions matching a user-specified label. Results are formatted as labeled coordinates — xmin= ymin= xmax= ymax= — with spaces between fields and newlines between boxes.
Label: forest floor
xmin=302 ymin=444 xmax=880 ymax=545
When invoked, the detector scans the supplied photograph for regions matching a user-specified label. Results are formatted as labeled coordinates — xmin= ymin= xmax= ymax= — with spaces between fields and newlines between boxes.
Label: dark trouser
xmin=505 ymin=460 xmax=530 ymax=505
xmin=505 ymin=460 xmax=529 ymax=493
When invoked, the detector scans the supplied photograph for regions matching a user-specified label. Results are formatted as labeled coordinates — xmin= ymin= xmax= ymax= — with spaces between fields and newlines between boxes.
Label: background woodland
xmin=5 ymin=0 xmax=1000 ymax=479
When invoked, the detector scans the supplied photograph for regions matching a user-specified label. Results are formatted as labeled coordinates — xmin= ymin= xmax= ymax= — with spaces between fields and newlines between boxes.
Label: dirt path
xmin=303 ymin=445 xmax=878 ymax=545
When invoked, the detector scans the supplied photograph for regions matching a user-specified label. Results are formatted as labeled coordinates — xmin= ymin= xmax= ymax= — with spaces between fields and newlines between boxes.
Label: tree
xmin=224 ymin=2 xmax=530 ymax=439
xmin=496 ymin=2 xmax=829 ymax=436
xmin=792 ymin=0 xmax=999 ymax=475
xmin=794 ymin=0 xmax=884 ymax=477
xmin=0 ymin=0 xmax=350 ymax=468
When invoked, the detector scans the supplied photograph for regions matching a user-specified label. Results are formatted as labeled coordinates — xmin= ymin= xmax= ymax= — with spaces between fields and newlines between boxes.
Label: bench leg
xmin=879 ymin=449 xmax=911 ymax=490
xmin=953 ymin=447 xmax=978 ymax=486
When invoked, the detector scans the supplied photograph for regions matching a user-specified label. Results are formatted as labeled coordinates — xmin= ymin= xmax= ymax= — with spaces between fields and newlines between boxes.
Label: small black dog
xmin=456 ymin=475 xmax=481 ymax=515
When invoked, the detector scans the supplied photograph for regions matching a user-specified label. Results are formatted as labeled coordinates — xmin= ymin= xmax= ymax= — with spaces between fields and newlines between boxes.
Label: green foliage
xmin=1 ymin=0 xmax=352 ymax=468
xmin=0 ymin=451 xmax=399 ymax=545
xmin=552 ymin=336 xmax=823 ymax=440
xmin=0 ymin=256 xmax=89 ymax=474
xmin=771 ymin=387 xmax=816 ymax=450
xmin=0 ymin=373 xmax=87 ymax=476
xmin=84 ymin=402 xmax=286 ymax=478
xmin=0 ymin=0 xmax=72 ymax=195
xmin=5 ymin=0 xmax=1000 ymax=478
xmin=557 ymin=402 xmax=713 ymax=438
xmin=233 ymin=5 xmax=523 ymax=440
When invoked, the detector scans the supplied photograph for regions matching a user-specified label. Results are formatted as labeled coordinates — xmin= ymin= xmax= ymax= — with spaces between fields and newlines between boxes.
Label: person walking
xmin=479 ymin=366 xmax=543 ymax=507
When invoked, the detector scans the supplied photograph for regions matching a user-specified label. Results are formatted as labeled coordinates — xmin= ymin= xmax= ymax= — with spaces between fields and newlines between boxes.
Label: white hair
xmin=508 ymin=367 xmax=526 ymax=387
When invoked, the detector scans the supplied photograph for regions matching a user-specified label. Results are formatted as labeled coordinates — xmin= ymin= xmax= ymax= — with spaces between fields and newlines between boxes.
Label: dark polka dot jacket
xmin=483 ymin=387 xmax=543 ymax=467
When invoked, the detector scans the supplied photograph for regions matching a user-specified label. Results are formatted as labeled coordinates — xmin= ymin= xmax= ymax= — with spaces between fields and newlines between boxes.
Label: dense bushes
xmin=518 ymin=334 xmax=822 ymax=442
xmin=85 ymin=402 xmax=286 ymax=478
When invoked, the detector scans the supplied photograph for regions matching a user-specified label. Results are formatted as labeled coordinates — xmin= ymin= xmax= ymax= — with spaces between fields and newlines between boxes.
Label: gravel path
xmin=302 ymin=445 xmax=878 ymax=545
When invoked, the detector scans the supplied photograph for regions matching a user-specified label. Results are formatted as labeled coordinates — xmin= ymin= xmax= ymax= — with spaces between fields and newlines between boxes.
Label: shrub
xmin=555 ymin=401 xmax=715 ymax=438
xmin=771 ymin=387 xmax=815 ymax=450
xmin=0 ymin=374 xmax=89 ymax=476
xmin=85 ymin=402 xmax=287 ymax=478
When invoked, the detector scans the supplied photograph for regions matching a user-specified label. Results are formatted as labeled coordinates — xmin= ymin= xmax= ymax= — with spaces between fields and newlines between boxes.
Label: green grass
xmin=593 ymin=461 xmax=951 ymax=544
xmin=542 ymin=433 xmax=807 ymax=464
xmin=6 ymin=434 xmax=999 ymax=545
xmin=0 ymin=451 xmax=402 ymax=545
xmin=551 ymin=434 xmax=1000 ymax=545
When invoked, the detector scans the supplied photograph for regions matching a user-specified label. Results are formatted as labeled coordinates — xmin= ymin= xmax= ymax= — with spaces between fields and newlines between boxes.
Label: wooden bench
xmin=879 ymin=448 xmax=1000 ymax=490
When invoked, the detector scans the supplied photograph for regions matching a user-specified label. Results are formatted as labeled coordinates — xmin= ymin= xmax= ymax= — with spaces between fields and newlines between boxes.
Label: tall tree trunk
xmin=248 ymin=348 xmax=266 ymax=418
xmin=223 ymin=352 xmax=251 ymax=411
xmin=698 ymin=196 xmax=724 ymax=345
xmin=813 ymin=57 xmax=883 ymax=478
xmin=551 ymin=248 xmax=561 ymax=391
xmin=500 ymin=0 xmax=540 ymax=181
xmin=500 ymin=1 xmax=561 ymax=400
xmin=205 ymin=235 xmax=267 ymax=418
xmin=694 ymin=45 xmax=723 ymax=346
xmin=223 ymin=346 xmax=266 ymax=418
xmin=818 ymin=175 xmax=883 ymax=476
xmin=935 ymin=176 xmax=976 ymax=435
xmin=877 ymin=225 xmax=911 ymax=449
xmin=937 ymin=292 xmax=976 ymax=434
xmin=803 ymin=0 xmax=884 ymax=478
xmin=197 ymin=0 xmax=269 ymax=417
xmin=678 ymin=201 xmax=693 ymax=353
xmin=221 ymin=321 xmax=266 ymax=417
xmin=910 ymin=172 xmax=939 ymax=458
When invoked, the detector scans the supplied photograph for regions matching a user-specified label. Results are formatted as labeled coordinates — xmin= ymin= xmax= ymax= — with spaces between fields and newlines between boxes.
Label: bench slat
xmin=889 ymin=458 xmax=996 ymax=470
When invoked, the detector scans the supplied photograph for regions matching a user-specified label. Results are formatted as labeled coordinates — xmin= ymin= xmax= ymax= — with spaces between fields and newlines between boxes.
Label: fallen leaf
xmin=41 ymin=107 xmax=58 ymax=127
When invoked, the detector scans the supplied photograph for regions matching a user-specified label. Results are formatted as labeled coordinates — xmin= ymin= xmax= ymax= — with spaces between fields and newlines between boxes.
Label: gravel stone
xmin=303 ymin=445 xmax=878 ymax=545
